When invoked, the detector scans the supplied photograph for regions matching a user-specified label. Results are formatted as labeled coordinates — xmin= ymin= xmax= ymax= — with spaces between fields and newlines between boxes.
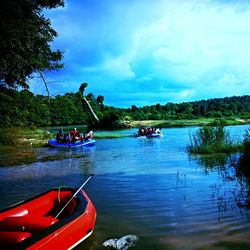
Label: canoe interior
xmin=0 ymin=187 xmax=88 ymax=249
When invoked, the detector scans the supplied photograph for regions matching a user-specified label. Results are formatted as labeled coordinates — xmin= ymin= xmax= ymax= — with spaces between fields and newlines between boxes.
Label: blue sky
xmin=30 ymin=0 xmax=250 ymax=107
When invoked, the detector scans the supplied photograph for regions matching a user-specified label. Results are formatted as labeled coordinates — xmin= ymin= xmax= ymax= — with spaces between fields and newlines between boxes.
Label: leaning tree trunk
xmin=38 ymin=70 xmax=51 ymax=106
xmin=82 ymin=96 xmax=100 ymax=123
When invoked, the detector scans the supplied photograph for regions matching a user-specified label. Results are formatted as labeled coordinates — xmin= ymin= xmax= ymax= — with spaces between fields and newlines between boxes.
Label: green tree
xmin=163 ymin=102 xmax=178 ymax=115
xmin=131 ymin=105 xmax=138 ymax=112
xmin=0 ymin=0 xmax=64 ymax=89
xmin=79 ymin=82 xmax=88 ymax=96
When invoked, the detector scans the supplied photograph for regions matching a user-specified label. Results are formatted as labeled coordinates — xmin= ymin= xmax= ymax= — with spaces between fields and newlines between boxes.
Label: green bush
xmin=243 ymin=128 xmax=250 ymax=153
xmin=188 ymin=123 xmax=241 ymax=154
xmin=237 ymin=127 xmax=250 ymax=179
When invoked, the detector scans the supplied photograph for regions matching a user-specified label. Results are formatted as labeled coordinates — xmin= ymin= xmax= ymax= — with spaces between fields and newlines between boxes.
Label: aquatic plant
xmin=188 ymin=122 xmax=241 ymax=154
xmin=94 ymin=132 xmax=130 ymax=139
xmin=0 ymin=127 xmax=51 ymax=147
xmin=237 ymin=127 xmax=250 ymax=178
xmin=0 ymin=128 xmax=19 ymax=146
xmin=243 ymin=128 xmax=250 ymax=154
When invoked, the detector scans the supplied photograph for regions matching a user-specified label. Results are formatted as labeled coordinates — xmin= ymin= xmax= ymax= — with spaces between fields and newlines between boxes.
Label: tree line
xmin=1 ymin=86 xmax=249 ymax=128
xmin=1 ymin=2 xmax=249 ymax=129
xmin=129 ymin=95 xmax=250 ymax=121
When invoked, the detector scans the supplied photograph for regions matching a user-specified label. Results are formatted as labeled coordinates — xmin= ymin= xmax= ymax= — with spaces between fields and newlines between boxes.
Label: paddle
xmin=55 ymin=174 xmax=94 ymax=219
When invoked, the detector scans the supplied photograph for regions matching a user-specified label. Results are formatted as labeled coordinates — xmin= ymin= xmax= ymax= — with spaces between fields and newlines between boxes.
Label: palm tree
xmin=97 ymin=95 xmax=104 ymax=111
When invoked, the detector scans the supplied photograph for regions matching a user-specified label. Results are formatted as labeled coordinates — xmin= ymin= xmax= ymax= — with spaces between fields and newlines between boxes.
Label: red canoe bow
xmin=0 ymin=187 xmax=96 ymax=250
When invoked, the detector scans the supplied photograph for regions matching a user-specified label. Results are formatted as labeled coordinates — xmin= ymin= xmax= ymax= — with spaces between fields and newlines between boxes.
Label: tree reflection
xmin=191 ymin=152 xmax=250 ymax=210
xmin=191 ymin=153 xmax=237 ymax=179
xmin=237 ymin=128 xmax=250 ymax=177
xmin=235 ymin=128 xmax=250 ymax=208
xmin=235 ymin=129 xmax=250 ymax=209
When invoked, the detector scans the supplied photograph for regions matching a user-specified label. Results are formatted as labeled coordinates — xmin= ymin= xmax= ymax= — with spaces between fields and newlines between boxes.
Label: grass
xmin=0 ymin=149 xmax=36 ymax=166
xmin=188 ymin=143 xmax=242 ymax=154
xmin=126 ymin=117 xmax=249 ymax=128
xmin=188 ymin=123 xmax=242 ymax=154
xmin=0 ymin=120 xmax=249 ymax=166
xmin=0 ymin=127 xmax=53 ymax=166
xmin=94 ymin=132 xmax=130 ymax=139
xmin=0 ymin=127 xmax=131 ymax=147
xmin=0 ymin=126 xmax=52 ymax=147
xmin=242 ymin=128 xmax=250 ymax=153
xmin=0 ymin=127 xmax=131 ymax=167
xmin=237 ymin=128 xmax=250 ymax=178
xmin=0 ymin=117 xmax=249 ymax=146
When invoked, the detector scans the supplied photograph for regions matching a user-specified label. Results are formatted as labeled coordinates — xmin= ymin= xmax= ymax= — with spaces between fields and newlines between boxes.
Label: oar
xmin=55 ymin=174 xmax=94 ymax=219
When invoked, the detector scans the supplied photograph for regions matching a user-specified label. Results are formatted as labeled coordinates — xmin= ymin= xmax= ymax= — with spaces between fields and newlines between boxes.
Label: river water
xmin=0 ymin=125 xmax=250 ymax=249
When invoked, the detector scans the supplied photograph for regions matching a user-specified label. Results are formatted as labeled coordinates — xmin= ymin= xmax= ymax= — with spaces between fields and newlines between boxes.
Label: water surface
xmin=0 ymin=125 xmax=249 ymax=249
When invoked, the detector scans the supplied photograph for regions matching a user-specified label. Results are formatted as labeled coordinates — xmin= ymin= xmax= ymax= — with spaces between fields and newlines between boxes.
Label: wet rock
xmin=103 ymin=235 xmax=138 ymax=250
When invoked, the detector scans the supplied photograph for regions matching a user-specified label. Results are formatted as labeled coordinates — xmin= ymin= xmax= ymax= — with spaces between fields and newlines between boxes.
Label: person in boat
xmin=56 ymin=130 xmax=64 ymax=143
xmin=140 ymin=127 xmax=145 ymax=136
xmin=155 ymin=128 xmax=161 ymax=134
xmin=137 ymin=127 xmax=143 ymax=136
xmin=69 ymin=128 xmax=79 ymax=143
xmin=140 ymin=128 xmax=147 ymax=135
xmin=84 ymin=130 xmax=94 ymax=141
xmin=147 ymin=127 xmax=153 ymax=135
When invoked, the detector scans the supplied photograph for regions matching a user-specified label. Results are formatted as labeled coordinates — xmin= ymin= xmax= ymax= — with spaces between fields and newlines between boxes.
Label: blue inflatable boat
xmin=48 ymin=139 xmax=96 ymax=148
xmin=146 ymin=133 xmax=162 ymax=138
xmin=134 ymin=133 xmax=162 ymax=138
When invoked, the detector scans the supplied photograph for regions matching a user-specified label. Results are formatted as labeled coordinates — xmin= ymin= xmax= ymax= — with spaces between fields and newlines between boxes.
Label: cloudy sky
xmin=30 ymin=0 xmax=250 ymax=107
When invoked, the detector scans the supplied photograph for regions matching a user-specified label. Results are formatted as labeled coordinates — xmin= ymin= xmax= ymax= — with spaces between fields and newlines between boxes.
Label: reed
xmin=238 ymin=128 xmax=250 ymax=179
xmin=188 ymin=123 xmax=242 ymax=154
xmin=129 ymin=117 xmax=247 ymax=128
xmin=0 ymin=127 xmax=51 ymax=147
xmin=94 ymin=132 xmax=130 ymax=139
xmin=243 ymin=128 xmax=250 ymax=153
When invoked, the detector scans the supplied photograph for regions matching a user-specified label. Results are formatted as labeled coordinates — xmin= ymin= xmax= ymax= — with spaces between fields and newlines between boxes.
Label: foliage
xmin=99 ymin=111 xmax=126 ymax=129
xmin=188 ymin=123 xmax=241 ymax=154
xmin=128 ymin=96 xmax=250 ymax=121
xmin=1 ymin=85 xmax=250 ymax=129
xmin=97 ymin=95 xmax=104 ymax=111
xmin=237 ymin=127 xmax=250 ymax=185
xmin=94 ymin=132 xmax=130 ymax=139
xmin=243 ymin=128 xmax=250 ymax=154
xmin=0 ymin=0 xmax=64 ymax=89
xmin=0 ymin=126 xmax=51 ymax=147
xmin=0 ymin=128 xmax=18 ymax=146
xmin=79 ymin=82 xmax=88 ymax=95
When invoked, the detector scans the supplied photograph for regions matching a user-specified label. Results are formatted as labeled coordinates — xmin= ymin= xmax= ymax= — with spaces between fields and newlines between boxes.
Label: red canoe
xmin=0 ymin=187 xmax=96 ymax=249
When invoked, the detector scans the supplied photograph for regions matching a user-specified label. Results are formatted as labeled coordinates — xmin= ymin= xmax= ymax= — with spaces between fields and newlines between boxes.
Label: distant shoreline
xmin=125 ymin=117 xmax=250 ymax=128
xmin=0 ymin=118 xmax=249 ymax=167
xmin=0 ymin=117 xmax=249 ymax=148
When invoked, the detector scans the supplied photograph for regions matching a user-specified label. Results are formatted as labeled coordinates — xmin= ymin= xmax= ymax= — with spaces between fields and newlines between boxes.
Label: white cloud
xmin=178 ymin=90 xmax=194 ymax=99
xmin=216 ymin=73 xmax=240 ymax=86
xmin=102 ymin=56 xmax=135 ymax=80
xmin=41 ymin=0 xmax=250 ymax=107
xmin=135 ymin=75 xmax=153 ymax=82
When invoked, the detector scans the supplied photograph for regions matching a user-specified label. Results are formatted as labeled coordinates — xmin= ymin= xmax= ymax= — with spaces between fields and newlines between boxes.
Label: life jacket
xmin=70 ymin=130 xmax=78 ymax=136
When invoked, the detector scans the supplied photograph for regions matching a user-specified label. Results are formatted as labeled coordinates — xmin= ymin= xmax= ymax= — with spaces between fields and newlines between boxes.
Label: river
xmin=0 ymin=125 xmax=250 ymax=249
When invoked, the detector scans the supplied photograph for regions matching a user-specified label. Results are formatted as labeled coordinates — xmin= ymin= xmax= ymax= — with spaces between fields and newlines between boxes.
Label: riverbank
xmin=125 ymin=117 xmax=250 ymax=128
xmin=1 ymin=117 xmax=250 ymax=147
xmin=0 ymin=118 xmax=249 ymax=167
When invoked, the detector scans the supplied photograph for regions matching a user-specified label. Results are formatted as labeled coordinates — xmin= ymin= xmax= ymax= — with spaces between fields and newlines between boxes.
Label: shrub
xmin=243 ymin=128 xmax=250 ymax=154
xmin=188 ymin=123 xmax=240 ymax=154
xmin=237 ymin=127 xmax=250 ymax=179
